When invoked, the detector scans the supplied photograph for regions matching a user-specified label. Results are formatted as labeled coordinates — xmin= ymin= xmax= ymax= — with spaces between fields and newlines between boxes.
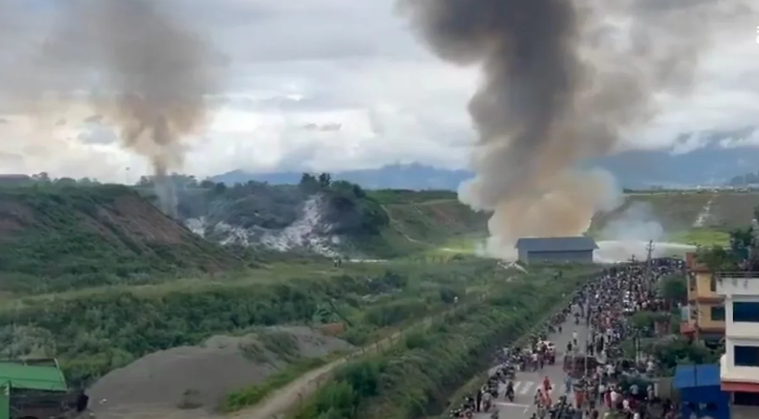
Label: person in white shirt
xmin=622 ymin=398 xmax=630 ymax=411
xmin=610 ymin=389 xmax=620 ymax=408
xmin=482 ymin=391 xmax=492 ymax=411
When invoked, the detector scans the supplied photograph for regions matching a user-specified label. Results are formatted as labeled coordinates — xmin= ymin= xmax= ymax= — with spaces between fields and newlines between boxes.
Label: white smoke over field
xmin=592 ymin=200 xmax=694 ymax=263
xmin=598 ymin=201 xmax=664 ymax=242
xmin=400 ymin=0 xmax=756 ymax=258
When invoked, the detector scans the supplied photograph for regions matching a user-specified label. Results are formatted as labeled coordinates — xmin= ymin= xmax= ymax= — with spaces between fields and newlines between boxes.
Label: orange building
xmin=681 ymin=253 xmax=725 ymax=344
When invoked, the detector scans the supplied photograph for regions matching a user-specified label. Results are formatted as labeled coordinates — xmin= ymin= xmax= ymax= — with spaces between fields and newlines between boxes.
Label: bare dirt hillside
xmin=0 ymin=184 xmax=243 ymax=292
xmin=87 ymin=326 xmax=352 ymax=419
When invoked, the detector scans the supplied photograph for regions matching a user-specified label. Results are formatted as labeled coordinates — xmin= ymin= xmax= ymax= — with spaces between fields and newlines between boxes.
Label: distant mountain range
xmin=212 ymin=144 xmax=759 ymax=190
xmin=212 ymin=163 xmax=473 ymax=190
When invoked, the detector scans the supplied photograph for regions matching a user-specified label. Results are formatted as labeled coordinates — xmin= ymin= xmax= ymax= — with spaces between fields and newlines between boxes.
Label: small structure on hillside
xmin=0 ymin=358 xmax=88 ymax=419
xmin=515 ymin=236 xmax=598 ymax=265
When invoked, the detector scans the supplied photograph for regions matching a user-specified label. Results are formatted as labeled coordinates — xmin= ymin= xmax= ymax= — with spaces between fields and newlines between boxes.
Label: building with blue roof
xmin=674 ymin=364 xmax=730 ymax=419
xmin=514 ymin=236 xmax=597 ymax=265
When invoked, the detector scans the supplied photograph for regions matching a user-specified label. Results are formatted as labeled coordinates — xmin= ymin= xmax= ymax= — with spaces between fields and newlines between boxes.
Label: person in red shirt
xmin=543 ymin=376 xmax=552 ymax=393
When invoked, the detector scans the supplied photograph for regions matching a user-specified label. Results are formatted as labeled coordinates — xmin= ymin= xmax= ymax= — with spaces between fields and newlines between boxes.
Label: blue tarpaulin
xmin=674 ymin=365 xmax=730 ymax=419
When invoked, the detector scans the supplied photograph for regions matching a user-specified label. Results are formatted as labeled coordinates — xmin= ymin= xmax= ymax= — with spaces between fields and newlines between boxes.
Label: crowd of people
xmin=450 ymin=258 xmax=685 ymax=419
xmin=546 ymin=259 xmax=683 ymax=419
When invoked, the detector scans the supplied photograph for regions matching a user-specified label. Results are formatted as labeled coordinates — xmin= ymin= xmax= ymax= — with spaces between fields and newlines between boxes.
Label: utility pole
xmin=645 ymin=240 xmax=654 ymax=284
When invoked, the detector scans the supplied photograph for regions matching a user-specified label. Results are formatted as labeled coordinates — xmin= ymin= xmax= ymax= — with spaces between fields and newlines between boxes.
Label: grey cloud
xmin=77 ymin=125 xmax=118 ymax=145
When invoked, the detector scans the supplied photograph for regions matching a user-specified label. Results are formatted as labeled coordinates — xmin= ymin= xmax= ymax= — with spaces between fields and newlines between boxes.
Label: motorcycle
xmin=483 ymin=399 xmax=492 ymax=412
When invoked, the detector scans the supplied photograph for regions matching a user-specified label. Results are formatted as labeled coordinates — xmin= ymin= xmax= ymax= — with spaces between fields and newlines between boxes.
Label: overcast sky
xmin=0 ymin=0 xmax=758 ymax=182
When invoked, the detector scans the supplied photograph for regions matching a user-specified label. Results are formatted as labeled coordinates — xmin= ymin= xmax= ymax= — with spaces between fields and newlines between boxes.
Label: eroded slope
xmin=0 ymin=184 xmax=242 ymax=292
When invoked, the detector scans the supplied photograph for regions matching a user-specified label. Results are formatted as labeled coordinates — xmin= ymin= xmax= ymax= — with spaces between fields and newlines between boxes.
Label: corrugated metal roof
xmin=514 ymin=237 xmax=598 ymax=252
xmin=674 ymin=364 xmax=721 ymax=389
xmin=0 ymin=361 xmax=68 ymax=392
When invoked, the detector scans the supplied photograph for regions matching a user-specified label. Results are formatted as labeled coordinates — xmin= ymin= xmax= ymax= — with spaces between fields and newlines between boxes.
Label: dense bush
xmin=0 ymin=271 xmax=449 ymax=385
xmin=290 ymin=275 xmax=587 ymax=419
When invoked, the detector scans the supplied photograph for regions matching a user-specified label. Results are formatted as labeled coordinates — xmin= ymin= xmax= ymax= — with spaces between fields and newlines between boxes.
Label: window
xmin=710 ymin=306 xmax=725 ymax=321
xmin=710 ymin=277 xmax=717 ymax=292
xmin=733 ymin=302 xmax=759 ymax=323
xmin=689 ymin=275 xmax=696 ymax=291
xmin=735 ymin=391 xmax=759 ymax=406
xmin=734 ymin=345 xmax=759 ymax=367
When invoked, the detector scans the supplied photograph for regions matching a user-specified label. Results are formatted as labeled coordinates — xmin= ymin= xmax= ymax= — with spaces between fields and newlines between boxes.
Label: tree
xmin=56 ymin=177 xmax=77 ymax=187
xmin=729 ymin=227 xmax=754 ymax=261
xmin=317 ymin=173 xmax=331 ymax=188
xmin=646 ymin=336 xmax=719 ymax=373
xmin=33 ymin=172 xmax=51 ymax=183
xmin=659 ymin=274 xmax=687 ymax=305
xmin=696 ymin=245 xmax=736 ymax=272
xmin=298 ymin=173 xmax=320 ymax=194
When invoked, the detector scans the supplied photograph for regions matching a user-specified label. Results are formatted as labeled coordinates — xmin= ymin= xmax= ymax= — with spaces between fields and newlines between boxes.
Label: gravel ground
xmin=86 ymin=326 xmax=352 ymax=419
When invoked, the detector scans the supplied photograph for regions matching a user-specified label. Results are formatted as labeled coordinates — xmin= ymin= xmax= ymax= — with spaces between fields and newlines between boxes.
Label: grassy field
xmin=0 ymin=256 xmax=555 ymax=385
xmin=591 ymin=191 xmax=759 ymax=233
xmin=374 ymin=190 xmax=759 ymax=250
xmin=285 ymin=267 xmax=592 ymax=419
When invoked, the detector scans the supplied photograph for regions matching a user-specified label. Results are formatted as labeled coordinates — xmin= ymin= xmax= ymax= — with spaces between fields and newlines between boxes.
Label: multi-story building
xmin=681 ymin=253 xmax=725 ymax=345
xmin=716 ymin=271 xmax=759 ymax=406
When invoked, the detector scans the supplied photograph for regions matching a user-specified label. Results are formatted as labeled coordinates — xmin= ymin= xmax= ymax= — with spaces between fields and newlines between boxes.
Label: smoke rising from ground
xmin=0 ymin=0 xmax=219 ymax=215
xmin=399 ymin=0 xmax=754 ymax=257
xmin=598 ymin=201 xmax=664 ymax=242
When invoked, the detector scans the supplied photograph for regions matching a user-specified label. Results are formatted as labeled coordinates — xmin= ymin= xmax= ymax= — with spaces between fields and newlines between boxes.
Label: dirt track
xmin=229 ymin=309 xmax=471 ymax=419
xmin=230 ymin=327 xmax=425 ymax=419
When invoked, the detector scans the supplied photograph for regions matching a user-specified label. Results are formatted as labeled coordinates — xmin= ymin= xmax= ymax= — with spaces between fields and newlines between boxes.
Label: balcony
xmin=721 ymin=353 xmax=759 ymax=385
xmin=716 ymin=272 xmax=759 ymax=297
xmin=680 ymin=321 xmax=696 ymax=335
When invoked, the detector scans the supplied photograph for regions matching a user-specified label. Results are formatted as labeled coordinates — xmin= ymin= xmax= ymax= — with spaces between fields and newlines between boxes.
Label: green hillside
xmin=0 ymin=184 xmax=243 ymax=293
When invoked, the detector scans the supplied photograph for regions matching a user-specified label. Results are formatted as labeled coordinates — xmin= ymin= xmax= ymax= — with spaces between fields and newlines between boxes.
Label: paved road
xmin=476 ymin=305 xmax=591 ymax=419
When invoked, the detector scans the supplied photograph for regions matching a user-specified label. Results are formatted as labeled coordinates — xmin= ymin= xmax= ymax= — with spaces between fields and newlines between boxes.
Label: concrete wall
xmin=522 ymin=250 xmax=593 ymax=264
xmin=691 ymin=272 xmax=721 ymax=300
xmin=697 ymin=302 xmax=726 ymax=331
xmin=717 ymin=274 xmax=759 ymax=384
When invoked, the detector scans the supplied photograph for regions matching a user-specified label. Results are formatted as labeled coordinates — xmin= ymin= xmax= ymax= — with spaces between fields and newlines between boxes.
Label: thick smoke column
xmin=2 ymin=0 xmax=219 ymax=216
xmin=399 ymin=0 xmax=752 ymax=256
xmin=60 ymin=0 xmax=218 ymax=215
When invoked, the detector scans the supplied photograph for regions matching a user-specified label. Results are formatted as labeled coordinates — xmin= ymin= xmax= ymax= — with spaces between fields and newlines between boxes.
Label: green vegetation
xmin=695 ymin=205 xmax=759 ymax=272
xmin=0 ymin=259 xmax=515 ymax=386
xmin=659 ymin=273 xmax=687 ymax=305
xmin=0 ymin=184 xmax=242 ymax=294
xmin=666 ymin=229 xmax=730 ymax=247
xmin=223 ymin=355 xmax=333 ymax=411
xmin=287 ymin=273 xmax=589 ymax=419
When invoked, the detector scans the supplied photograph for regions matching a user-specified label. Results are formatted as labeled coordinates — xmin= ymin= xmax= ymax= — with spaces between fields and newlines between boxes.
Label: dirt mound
xmin=87 ymin=326 xmax=352 ymax=419
xmin=0 ymin=184 xmax=243 ymax=291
